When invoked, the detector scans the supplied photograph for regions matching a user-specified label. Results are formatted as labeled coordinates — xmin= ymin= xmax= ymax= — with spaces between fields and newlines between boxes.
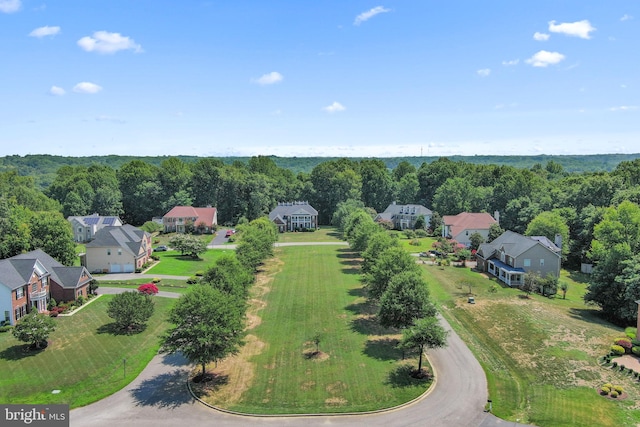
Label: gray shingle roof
xmin=269 ymin=202 xmax=318 ymax=221
xmin=477 ymin=230 xmax=560 ymax=259
xmin=85 ymin=224 xmax=148 ymax=256
xmin=381 ymin=203 xmax=432 ymax=217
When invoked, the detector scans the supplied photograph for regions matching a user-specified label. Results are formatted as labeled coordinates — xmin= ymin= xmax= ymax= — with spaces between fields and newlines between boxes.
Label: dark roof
xmin=86 ymin=224 xmax=149 ymax=256
xmin=381 ymin=203 xmax=432 ymax=217
xmin=68 ymin=215 xmax=121 ymax=227
xmin=1 ymin=249 xmax=92 ymax=291
xmin=269 ymin=202 xmax=318 ymax=220
xmin=477 ymin=230 xmax=561 ymax=260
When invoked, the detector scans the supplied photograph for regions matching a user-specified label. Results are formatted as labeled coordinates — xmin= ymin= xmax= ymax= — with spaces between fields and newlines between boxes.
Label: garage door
xmin=110 ymin=264 xmax=122 ymax=273
xmin=123 ymin=263 xmax=135 ymax=273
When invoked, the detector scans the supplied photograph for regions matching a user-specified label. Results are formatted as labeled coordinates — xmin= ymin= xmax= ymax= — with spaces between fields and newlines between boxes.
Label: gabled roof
xmin=1 ymin=249 xmax=92 ymax=291
xmin=443 ymin=212 xmax=497 ymax=237
xmin=269 ymin=202 xmax=318 ymax=220
xmin=86 ymin=224 xmax=149 ymax=256
xmin=477 ymin=230 xmax=561 ymax=260
xmin=68 ymin=214 xmax=121 ymax=227
xmin=382 ymin=203 xmax=432 ymax=217
xmin=163 ymin=206 xmax=217 ymax=226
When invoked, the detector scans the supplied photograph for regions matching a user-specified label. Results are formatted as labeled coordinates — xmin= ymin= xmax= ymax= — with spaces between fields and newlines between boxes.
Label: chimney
xmin=494 ymin=211 xmax=500 ymax=224
xmin=554 ymin=234 xmax=562 ymax=249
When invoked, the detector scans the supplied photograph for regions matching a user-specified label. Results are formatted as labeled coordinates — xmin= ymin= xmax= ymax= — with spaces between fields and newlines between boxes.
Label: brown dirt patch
xmin=300 ymin=380 xmax=316 ymax=391
xmin=326 ymin=381 xmax=348 ymax=394
xmin=246 ymin=313 xmax=262 ymax=329
xmin=303 ymin=350 xmax=330 ymax=361
xmin=324 ymin=397 xmax=348 ymax=406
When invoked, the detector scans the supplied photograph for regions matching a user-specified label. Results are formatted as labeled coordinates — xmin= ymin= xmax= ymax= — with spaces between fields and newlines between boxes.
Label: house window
xmin=107 ymin=249 xmax=111 ymax=256
xmin=4 ymin=311 xmax=8 ymax=322
xmin=540 ymin=259 xmax=545 ymax=266
xmin=16 ymin=287 xmax=24 ymax=299
xmin=524 ymin=259 xmax=531 ymax=267
xmin=32 ymin=283 xmax=37 ymax=293
xmin=118 ymin=249 xmax=122 ymax=255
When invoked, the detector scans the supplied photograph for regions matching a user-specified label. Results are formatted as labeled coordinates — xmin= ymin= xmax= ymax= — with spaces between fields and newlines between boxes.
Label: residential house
xmin=269 ymin=201 xmax=318 ymax=232
xmin=442 ymin=212 xmax=498 ymax=247
xmin=83 ymin=224 xmax=152 ymax=274
xmin=163 ymin=206 xmax=218 ymax=234
xmin=67 ymin=214 xmax=123 ymax=243
xmin=375 ymin=202 xmax=432 ymax=230
xmin=0 ymin=249 xmax=93 ymax=325
xmin=475 ymin=230 xmax=562 ymax=287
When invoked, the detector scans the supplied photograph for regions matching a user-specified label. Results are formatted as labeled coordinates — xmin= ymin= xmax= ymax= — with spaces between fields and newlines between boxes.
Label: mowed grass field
xmin=424 ymin=263 xmax=638 ymax=427
xmin=146 ymin=248 xmax=233 ymax=276
xmin=275 ymin=226 xmax=344 ymax=243
xmin=195 ymin=245 xmax=431 ymax=414
xmin=0 ymin=295 xmax=175 ymax=408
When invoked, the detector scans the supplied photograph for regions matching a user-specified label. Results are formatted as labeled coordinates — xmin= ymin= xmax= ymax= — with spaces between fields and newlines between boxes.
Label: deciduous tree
xmin=106 ymin=291 xmax=155 ymax=333
xmin=378 ymin=271 xmax=435 ymax=330
xmin=12 ymin=312 xmax=56 ymax=350
xmin=399 ymin=317 xmax=448 ymax=374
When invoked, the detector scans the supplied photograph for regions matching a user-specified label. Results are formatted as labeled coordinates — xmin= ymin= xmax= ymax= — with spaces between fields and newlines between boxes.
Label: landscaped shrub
xmin=632 ymin=346 xmax=640 ymax=356
xmin=611 ymin=390 xmax=619 ymax=398
xmin=409 ymin=239 xmax=421 ymax=246
xmin=49 ymin=311 xmax=58 ymax=317
xmin=415 ymin=229 xmax=428 ymax=238
xmin=614 ymin=385 xmax=624 ymax=394
xmin=614 ymin=338 xmax=632 ymax=352
xmin=625 ymin=327 xmax=637 ymax=339
xmin=152 ymin=278 xmax=161 ymax=283
xmin=600 ymin=386 xmax=611 ymax=395
xmin=0 ymin=325 xmax=12 ymax=333
xmin=47 ymin=298 xmax=57 ymax=311
xmin=612 ymin=361 xmax=618 ymax=368
xmin=186 ymin=276 xmax=199 ymax=284
xmin=138 ymin=283 xmax=159 ymax=295
xmin=610 ymin=345 xmax=625 ymax=356
xmin=76 ymin=296 xmax=85 ymax=306
xmin=195 ymin=271 xmax=204 ymax=277
xmin=619 ymin=364 xmax=626 ymax=372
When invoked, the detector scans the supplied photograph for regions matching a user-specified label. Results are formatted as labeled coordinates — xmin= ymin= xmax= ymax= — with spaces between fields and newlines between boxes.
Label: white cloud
xmin=354 ymin=6 xmax=390 ymax=25
xmin=525 ymin=50 xmax=566 ymax=67
xmin=621 ymin=14 xmax=633 ymax=22
xmin=610 ymin=106 xmax=638 ymax=112
xmin=476 ymin=68 xmax=491 ymax=77
xmin=252 ymin=71 xmax=283 ymax=85
xmin=29 ymin=25 xmax=60 ymax=38
xmin=0 ymin=0 xmax=21 ymax=13
xmin=73 ymin=82 xmax=102 ymax=94
xmin=49 ymin=86 xmax=65 ymax=96
xmin=502 ymin=59 xmax=519 ymax=66
xmin=548 ymin=20 xmax=596 ymax=39
xmin=323 ymin=102 xmax=346 ymax=113
xmin=77 ymin=31 xmax=142 ymax=54
xmin=533 ymin=32 xmax=550 ymax=41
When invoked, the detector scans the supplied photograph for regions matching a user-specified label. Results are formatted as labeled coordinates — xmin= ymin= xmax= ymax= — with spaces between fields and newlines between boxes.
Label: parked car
xmin=154 ymin=245 xmax=168 ymax=252
xmin=225 ymin=229 xmax=235 ymax=238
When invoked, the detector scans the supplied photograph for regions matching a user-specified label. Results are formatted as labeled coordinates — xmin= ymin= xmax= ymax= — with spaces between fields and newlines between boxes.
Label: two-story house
xmin=375 ymin=202 xmax=432 ymax=230
xmin=0 ymin=249 xmax=94 ymax=325
xmin=476 ymin=230 xmax=562 ymax=287
xmin=67 ymin=214 xmax=123 ymax=243
xmin=269 ymin=202 xmax=318 ymax=232
xmin=162 ymin=206 xmax=218 ymax=234
xmin=442 ymin=212 xmax=498 ymax=247
xmin=83 ymin=225 xmax=152 ymax=274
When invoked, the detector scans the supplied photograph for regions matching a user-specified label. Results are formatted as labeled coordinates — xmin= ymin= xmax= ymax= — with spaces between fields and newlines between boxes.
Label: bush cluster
xmin=600 ymin=383 xmax=624 ymax=398
xmin=614 ymin=337 xmax=632 ymax=352
xmin=138 ymin=283 xmax=159 ymax=295
xmin=0 ymin=325 xmax=12 ymax=333
xmin=610 ymin=344 xmax=625 ymax=356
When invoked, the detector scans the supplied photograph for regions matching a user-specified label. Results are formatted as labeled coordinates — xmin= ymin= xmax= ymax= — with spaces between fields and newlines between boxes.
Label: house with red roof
xmin=442 ymin=212 xmax=498 ymax=247
xmin=162 ymin=206 xmax=218 ymax=234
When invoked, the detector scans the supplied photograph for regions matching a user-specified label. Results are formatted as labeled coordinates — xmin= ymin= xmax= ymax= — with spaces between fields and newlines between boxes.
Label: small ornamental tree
xmin=400 ymin=317 xmax=448 ymax=375
xmin=12 ymin=312 xmax=56 ymax=350
xmin=106 ymin=291 xmax=155 ymax=333
xmin=138 ymin=283 xmax=159 ymax=295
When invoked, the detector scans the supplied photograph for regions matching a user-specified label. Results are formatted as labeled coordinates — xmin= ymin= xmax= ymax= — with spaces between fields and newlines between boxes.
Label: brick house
xmin=162 ymin=206 xmax=218 ymax=234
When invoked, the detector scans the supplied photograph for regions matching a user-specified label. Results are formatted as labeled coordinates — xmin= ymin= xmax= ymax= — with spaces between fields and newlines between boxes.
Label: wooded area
xmin=1 ymin=153 xmax=640 ymax=324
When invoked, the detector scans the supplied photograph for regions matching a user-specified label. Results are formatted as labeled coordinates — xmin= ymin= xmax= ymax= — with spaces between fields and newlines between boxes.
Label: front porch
xmin=486 ymin=259 xmax=525 ymax=287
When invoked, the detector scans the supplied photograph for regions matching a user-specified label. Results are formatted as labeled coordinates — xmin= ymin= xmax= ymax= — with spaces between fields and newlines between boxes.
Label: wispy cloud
xmin=620 ymin=14 xmax=633 ymax=22
xmin=477 ymin=68 xmax=491 ymax=77
xmin=533 ymin=32 xmax=549 ymax=41
xmin=354 ymin=6 xmax=390 ymax=25
xmin=0 ymin=0 xmax=21 ymax=13
xmin=526 ymin=50 xmax=565 ymax=67
xmin=609 ymin=105 xmax=637 ymax=112
xmin=29 ymin=25 xmax=60 ymax=38
xmin=252 ymin=71 xmax=283 ymax=85
xmin=548 ymin=20 xmax=596 ymax=39
xmin=73 ymin=82 xmax=102 ymax=94
xmin=323 ymin=102 xmax=346 ymax=113
xmin=502 ymin=59 xmax=519 ymax=66
xmin=77 ymin=31 xmax=142 ymax=54
xmin=49 ymin=86 xmax=65 ymax=96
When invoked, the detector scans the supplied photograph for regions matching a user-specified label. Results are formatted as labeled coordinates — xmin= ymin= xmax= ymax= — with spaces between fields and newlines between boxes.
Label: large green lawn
xmin=146 ymin=248 xmax=233 ymax=276
xmin=424 ymin=263 xmax=638 ymax=427
xmin=276 ymin=226 xmax=344 ymax=243
xmin=201 ymin=245 xmax=431 ymax=414
xmin=0 ymin=295 xmax=175 ymax=408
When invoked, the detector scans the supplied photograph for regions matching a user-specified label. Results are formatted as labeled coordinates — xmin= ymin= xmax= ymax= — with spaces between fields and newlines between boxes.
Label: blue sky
xmin=1 ymin=1 xmax=639 ymax=158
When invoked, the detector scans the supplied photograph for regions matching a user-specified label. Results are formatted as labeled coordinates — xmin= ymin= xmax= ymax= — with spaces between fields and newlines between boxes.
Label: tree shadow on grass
xmin=348 ymin=287 xmax=367 ymax=298
xmin=568 ymin=307 xmax=622 ymax=327
xmin=363 ymin=337 xmax=401 ymax=361
xmin=0 ymin=344 xmax=45 ymax=361
xmin=96 ymin=322 xmax=147 ymax=336
xmin=385 ymin=364 xmax=431 ymax=389
xmin=345 ymin=300 xmax=377 ymax=316
xmin=130 ymin=369 xmax=194 ymax=409
xmin=350 ymin=316 xmax=397 ymax=336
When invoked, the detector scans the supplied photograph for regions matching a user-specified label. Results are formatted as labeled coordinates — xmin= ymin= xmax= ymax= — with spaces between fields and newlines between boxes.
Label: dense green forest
xmin=2 ymin=153 xmax=640 ymax=324
xmin=2 ymin=153 xmax=639 ymax=189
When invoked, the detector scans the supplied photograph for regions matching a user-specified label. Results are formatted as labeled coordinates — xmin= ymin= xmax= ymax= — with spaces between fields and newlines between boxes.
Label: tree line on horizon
xmin=1 ymin=154 xmax=640 ymax=324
